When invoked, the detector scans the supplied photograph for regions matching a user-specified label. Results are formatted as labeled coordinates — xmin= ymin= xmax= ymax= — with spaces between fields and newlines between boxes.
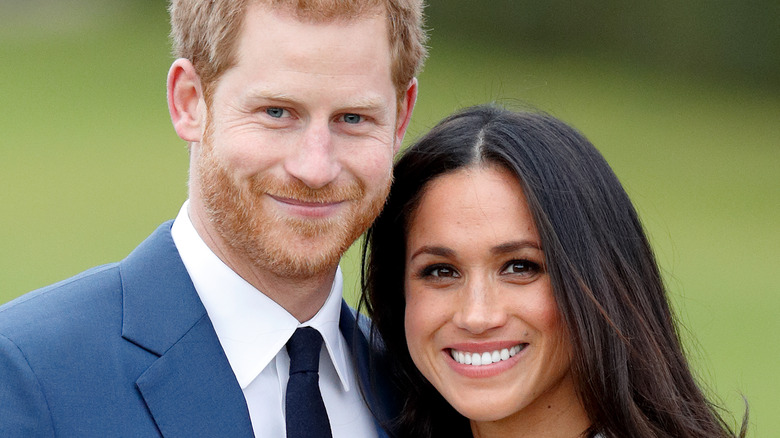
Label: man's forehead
xmin=232 ymin=4 xmax=393 ymax=81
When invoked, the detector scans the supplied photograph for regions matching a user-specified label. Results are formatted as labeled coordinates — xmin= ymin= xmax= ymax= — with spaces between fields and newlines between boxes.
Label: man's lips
xmin=268 ymin=195 xmax=346 ymax=218
xmin=269 ymin=195 xmax=342 ymax=207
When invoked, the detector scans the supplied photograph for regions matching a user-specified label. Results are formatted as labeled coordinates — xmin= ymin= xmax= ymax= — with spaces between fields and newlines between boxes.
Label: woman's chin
xmin=446 ymin=396 xmax=518 ymax=424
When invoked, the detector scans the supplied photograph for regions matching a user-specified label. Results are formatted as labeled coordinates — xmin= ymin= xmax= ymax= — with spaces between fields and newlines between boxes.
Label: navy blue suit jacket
xmin=0 ymin=222 xmax=397 ymax=437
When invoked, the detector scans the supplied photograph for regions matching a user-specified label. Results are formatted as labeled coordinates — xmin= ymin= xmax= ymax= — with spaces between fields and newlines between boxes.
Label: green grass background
xmin=2 ymin=2 xmax=777 ymax=435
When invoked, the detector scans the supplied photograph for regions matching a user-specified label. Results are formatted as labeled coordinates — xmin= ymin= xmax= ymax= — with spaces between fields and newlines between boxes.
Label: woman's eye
xmin=265 ymin=107 xmax=289 ymax=118
xmin=341 ymin=113 xmax=363 ymax=124
xmin=421 ymin=264 xmax=459 ymax=279
xmin=501 ymin=260 xmax=540 ymax=276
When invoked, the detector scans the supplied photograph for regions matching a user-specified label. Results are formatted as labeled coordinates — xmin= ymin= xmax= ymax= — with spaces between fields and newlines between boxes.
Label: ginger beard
xmin=196 ymin=124 xmax=391 ymax=280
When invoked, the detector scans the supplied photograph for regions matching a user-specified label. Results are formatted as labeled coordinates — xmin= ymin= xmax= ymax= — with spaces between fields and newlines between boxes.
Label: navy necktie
xmin=286 ymin=327 xmax=333 ymax=438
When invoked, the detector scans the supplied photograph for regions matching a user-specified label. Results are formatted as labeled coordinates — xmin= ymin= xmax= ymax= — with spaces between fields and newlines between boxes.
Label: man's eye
xmin=342 ymin=113 xmax=363 ymax=124
xmin=265 ymin=108 xmax=288 ymax=118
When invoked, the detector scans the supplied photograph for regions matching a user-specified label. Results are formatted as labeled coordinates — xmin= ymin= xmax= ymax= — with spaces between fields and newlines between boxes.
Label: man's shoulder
xmin=0 ymin=262 xmax=123 ymax=345
xmin=3 ymin=262 xmax=119 ymax=302
xmin=0 ymin=220 xmax=200 ymax=438
xmin=0 ymin=220 xmax=178 ymax=343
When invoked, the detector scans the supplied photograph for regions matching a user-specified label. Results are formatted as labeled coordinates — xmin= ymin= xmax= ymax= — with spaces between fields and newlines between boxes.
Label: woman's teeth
xmin=450 ymin=344 xmax=525 ymax=366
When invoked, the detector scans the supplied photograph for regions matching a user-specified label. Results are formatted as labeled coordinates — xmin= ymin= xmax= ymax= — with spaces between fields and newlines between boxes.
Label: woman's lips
xmin=445 ymin=342 xmax=528 ymax=378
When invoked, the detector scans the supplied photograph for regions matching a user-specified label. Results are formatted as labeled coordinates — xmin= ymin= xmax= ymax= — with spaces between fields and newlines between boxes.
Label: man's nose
xmin=452 ymin=280 xmax=507 ymax=335
xmin=284 ymin=121 xmax=341 ymax=189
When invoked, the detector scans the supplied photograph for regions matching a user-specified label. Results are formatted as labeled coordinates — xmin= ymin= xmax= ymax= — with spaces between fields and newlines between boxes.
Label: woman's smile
xmin=448 ymin=343 xmax=526 ymax=366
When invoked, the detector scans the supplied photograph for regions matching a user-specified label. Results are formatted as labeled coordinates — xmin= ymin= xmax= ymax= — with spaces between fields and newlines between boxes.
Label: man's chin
xmin=240 ymin=229 xmax=352 ymax=279
xmin=257 ymin=248 xmax=343 ymax=280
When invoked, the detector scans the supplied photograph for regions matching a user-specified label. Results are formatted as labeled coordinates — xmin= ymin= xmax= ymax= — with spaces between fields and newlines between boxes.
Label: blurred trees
xmin=7 ymin=0 xmax=775 ymax=86
xmin=425 ymin=0 xmax=780 ymax=87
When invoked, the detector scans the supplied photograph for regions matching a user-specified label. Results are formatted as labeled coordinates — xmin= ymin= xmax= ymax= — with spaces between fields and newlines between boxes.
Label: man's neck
xmin=236 ymin=264 xmax=337 ymax=323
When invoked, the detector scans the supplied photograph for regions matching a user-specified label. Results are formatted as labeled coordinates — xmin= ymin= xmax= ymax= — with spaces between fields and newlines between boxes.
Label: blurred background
xmin=1 ymin=0 xmax=777 ymax=434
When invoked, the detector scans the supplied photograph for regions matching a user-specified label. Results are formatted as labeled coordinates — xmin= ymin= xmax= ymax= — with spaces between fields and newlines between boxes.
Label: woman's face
xmin=404 ymin=165 xmax=579 ymax=429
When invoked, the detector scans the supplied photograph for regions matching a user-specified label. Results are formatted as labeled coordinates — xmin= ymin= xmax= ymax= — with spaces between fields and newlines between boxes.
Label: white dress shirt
xmin=171 ymin=202 xmax=377 ymax=438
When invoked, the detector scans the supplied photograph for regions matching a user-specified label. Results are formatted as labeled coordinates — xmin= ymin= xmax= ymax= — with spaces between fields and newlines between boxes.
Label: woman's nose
xmin=452 ymin=281 xmax=507 ymax=335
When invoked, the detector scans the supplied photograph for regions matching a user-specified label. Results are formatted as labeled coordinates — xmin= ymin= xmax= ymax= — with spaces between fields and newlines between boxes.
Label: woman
xmin=359 ymin=105 xmax=746 ymax=437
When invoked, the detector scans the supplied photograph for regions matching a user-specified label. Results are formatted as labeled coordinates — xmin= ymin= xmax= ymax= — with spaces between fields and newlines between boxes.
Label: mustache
xmin=248 ymin=174 xmax=365 ymax=203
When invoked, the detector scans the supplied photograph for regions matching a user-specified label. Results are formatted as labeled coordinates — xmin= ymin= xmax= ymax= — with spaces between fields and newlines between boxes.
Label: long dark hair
xmin=360 ymin=104 xmax=746 ymax=437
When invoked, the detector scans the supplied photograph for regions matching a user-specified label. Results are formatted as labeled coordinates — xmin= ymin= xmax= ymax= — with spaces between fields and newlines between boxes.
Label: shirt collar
xmin=170 ymin=201 xmax=352 ymax=391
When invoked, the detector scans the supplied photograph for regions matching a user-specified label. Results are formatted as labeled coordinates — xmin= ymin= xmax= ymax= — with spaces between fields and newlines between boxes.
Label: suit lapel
xmin=339 ymin=301 xmax=400 ymax=438
xmin=135 ymin=315 xmax=254 ymax=437
xmin=120 ymin=221 xmax=254 ymax=438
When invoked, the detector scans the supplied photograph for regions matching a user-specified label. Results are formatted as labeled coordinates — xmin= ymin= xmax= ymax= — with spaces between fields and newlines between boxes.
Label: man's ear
xmin=393 ymin=77 xmax=418 ymax=154
xmin=167 ymin=58 xmax=205 ymax=142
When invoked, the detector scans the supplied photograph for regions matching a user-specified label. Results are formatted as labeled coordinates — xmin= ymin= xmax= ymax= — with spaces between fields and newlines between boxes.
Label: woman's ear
xmin=167 ymin=58 xmax=205 ymax=142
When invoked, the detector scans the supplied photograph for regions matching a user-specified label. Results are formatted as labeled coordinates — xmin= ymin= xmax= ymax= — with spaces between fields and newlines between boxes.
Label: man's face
xmin=190 ymin=4 xmax=408 ymax=279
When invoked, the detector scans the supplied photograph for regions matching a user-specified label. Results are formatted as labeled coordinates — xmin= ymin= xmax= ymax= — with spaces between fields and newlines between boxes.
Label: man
xmin=0 ymin=0 xmax=426 ymax=436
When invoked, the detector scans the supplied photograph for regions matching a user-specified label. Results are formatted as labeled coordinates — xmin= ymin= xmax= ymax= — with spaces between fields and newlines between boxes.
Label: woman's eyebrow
xmin=491 ymin=240 xmax=542 ymax=255
xmin=409 ymin=245 xmax=454 ymax=261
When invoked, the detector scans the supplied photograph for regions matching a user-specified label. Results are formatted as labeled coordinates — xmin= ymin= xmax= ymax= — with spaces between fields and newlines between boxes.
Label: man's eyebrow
xmin=243 ymin=89 xmax=296 ymax=103
xmin=491 ymin=240 xmax=542 ymax=255
xmin=244 ymin=89 xmax=388 ymax=112
xmin=409 ymin=245 xmax=455 ymax=261
xmin=342 ymin=96 xmax=388 ymax=111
